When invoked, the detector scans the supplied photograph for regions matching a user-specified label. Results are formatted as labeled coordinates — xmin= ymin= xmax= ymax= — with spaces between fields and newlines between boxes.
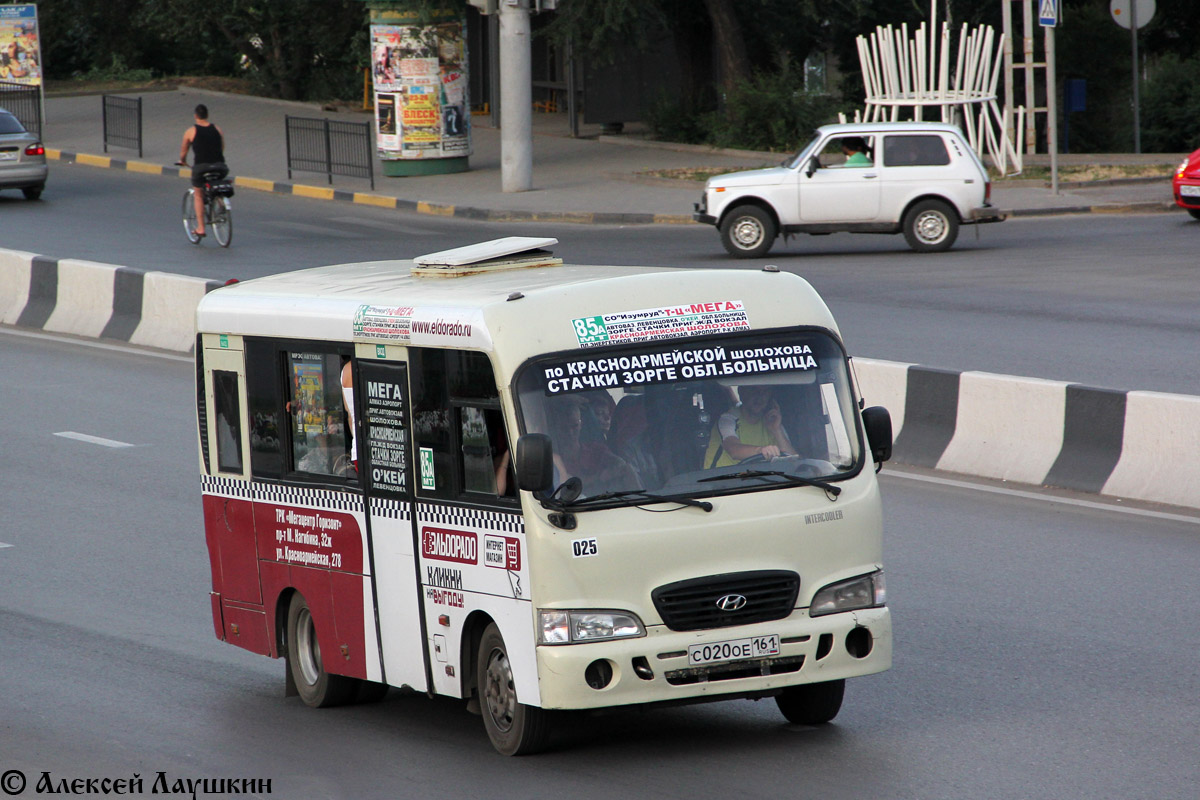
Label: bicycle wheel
xmin=182 ymin=189 xmax=200 ymax=244
xmin=210 ymin=196 xmax=233 ymax=247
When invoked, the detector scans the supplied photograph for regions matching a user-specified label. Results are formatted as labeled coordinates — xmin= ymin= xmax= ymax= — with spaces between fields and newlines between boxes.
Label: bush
xmin=76 ymin=54 xmax=154 ymax=83
xmin=646 ymin=69 xmax=842 ymax=152
xmin=710 ymin=71 xmax=841 ymax=152
xmin=1140 ymin=53 xmax=1200 ymax=153
xmin=645 ymin=92 xmax=714 ymax=146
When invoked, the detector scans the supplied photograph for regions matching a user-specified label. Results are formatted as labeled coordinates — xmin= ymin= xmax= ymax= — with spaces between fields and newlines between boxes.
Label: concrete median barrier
xmin=855 ymin=357 xmax=1200 ymax=511
xmin=0 ymin=246 xmax=219 ymax=354
xmin=3 ymin=245 xmax=1197 ymax=511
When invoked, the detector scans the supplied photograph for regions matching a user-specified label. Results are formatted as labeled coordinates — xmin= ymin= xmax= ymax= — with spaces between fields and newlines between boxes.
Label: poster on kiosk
xmin=0 ymin=4 xmax=43 ymax=86
xmin=370 ymin=18 xmax=470 ymax=161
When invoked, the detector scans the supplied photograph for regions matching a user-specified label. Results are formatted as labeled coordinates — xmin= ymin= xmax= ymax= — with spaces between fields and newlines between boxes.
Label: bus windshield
xmin=514 ymin=330 xmax=862 ymax=503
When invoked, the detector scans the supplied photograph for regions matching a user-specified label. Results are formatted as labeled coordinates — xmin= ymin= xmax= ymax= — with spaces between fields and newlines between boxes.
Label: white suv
xmin=693 ymin=122 xmax=1005 ymax=257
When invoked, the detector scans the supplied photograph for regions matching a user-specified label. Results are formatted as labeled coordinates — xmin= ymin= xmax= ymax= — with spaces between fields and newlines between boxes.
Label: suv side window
xmin=818 ymin=135 xmax=875 ymax=168
xmin=883 ymin=134 xmax=951 ymax=167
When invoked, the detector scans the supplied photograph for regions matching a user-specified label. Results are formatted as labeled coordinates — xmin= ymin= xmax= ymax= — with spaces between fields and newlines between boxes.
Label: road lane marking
xmin=268 ymin=220 xmax=361 ymax=238
xmin=1 ymin=327 xmax=193 ymax=363
xmin=884 ymin=468 xmax=1200 ymax=526
xmin=329 ymin=216 xmax=438 ymax=235
xmin=0 ymin=543 xmax=12 ymax=549
xmin=54 ymin=431 xmax=136 ymax=448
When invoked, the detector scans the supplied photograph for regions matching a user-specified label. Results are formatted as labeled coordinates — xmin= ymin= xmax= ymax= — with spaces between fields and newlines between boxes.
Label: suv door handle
xmin=862 ymin=173 xmax=878 ymax=179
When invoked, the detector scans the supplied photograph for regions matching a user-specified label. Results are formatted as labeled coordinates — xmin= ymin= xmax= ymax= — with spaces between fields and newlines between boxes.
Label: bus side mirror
xmin=862 ymin=406 xmax=892 ymax=464
xmin=806 ymin=156 xmax=820 ymax=178
xmin=516 ymin=433 xmax=554 ymax=492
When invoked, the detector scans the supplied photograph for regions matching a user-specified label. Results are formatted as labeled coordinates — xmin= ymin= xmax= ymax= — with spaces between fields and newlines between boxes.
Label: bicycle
xmin=177 ymin=163 xmax=234 ymax=247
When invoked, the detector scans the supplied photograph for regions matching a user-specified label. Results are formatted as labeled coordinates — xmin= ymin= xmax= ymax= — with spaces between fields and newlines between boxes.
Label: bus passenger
xmin=341 ymin=360 xmax=357 ymax=472
xmin=549 ymin=396 xmax=638 ymax=493
xmin=703 ymin=384 xmax=796 ymax=468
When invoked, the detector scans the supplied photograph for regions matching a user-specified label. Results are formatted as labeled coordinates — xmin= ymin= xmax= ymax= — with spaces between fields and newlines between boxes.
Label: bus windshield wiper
xmin=696 ymin=469 xmax=841 ymax=497
xmin=565 ymin=488 xmax=713 ymax=512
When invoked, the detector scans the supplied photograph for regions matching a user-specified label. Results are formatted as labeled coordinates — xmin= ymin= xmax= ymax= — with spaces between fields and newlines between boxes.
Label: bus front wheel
xmin=477 ymin=623 xmax=552 ymax=755
xmin=286 ymin=592 xmax=356 ymax=708
xmin=775 ymin=678 xmax=845 ymax=725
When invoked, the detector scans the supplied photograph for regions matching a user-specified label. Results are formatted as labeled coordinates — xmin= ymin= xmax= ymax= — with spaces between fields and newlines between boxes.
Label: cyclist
xmin=177 ymin=104 xmax=227 ymax=239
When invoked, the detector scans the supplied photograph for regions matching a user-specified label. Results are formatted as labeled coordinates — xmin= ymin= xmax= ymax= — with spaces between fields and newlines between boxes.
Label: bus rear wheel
xmin=477 ymin=623 xmax=551 ymax=755
xmin=775 ymin=679 xmax=845 ymax=724
xmin=286 ymin=592 xmax=356 ymax=708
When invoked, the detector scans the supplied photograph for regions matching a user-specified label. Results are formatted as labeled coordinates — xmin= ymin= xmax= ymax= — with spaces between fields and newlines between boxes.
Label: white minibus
xmin=195 ymin=237 xmax=894 ymax=755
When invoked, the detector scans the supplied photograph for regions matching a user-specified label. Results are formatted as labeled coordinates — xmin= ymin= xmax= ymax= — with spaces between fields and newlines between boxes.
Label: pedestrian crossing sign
xmin=1039 ymin=0 xmax=1058 ymax=26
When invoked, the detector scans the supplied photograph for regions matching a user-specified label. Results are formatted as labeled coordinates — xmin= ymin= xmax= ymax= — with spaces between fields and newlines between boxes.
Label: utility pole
xmin=1129 ymin=0 xmax=1140 ymax=153
xmin=499 ymin=0 xmax=533 ymax=192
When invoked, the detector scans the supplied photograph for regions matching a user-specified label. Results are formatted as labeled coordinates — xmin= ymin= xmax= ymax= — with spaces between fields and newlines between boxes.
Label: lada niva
xmin=694 ymin=121 xmax=1005 ymax=257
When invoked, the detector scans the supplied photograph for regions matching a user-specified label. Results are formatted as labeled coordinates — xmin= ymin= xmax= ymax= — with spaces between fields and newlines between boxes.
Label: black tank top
xmin=192 ymin=124 xmax=224 ymax=164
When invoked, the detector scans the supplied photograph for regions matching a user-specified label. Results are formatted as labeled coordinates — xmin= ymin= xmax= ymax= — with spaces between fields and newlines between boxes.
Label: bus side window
xmin=286 ymin=350 xmax=354 ymax=479
xmin=412 ymin=348 xmax=512 ymax=502
xmin=461 ymin=407 xmax=513 ymax=497
xmin=213 ymin=370 xmax=243 ymax=473
xmin=245 ymin=339 xmax=283 ymax=479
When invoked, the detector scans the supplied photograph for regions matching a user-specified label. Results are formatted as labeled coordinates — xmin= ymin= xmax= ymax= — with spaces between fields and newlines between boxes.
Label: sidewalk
xmin=41 ymin=88 xmax=1182 ymax=223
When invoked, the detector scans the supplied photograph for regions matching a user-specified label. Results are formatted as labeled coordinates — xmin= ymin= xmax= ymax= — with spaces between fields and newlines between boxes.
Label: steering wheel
xmin=737 ymin=453 xmax=768 ymax=465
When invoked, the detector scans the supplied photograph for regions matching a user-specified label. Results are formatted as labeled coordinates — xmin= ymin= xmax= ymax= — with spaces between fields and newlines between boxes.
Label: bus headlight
xmin=538 ymin=610 xmax=646 ymax=644
xmin=809 ymin=571 xmax=886 ymax=617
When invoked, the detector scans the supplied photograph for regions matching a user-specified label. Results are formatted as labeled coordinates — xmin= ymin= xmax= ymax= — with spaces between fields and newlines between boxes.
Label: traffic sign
xmin=1111 ymin=0 xmax=1155 ymax=29
xmin=1039 ymin=0 xmax=1058 ymax=26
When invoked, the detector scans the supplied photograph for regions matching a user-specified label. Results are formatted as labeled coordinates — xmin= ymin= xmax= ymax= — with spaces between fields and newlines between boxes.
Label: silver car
xmin=0 ymin=108 xmax=47 ymax=200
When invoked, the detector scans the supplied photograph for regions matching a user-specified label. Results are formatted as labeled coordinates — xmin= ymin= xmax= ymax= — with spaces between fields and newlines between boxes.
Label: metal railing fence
xmin=0 ymin=80 xmax=41 ymax=137
xmin=102 ymin=95 xmax=142 ymax=157
xmin=284 ymin=115 xmax=374 ymax=190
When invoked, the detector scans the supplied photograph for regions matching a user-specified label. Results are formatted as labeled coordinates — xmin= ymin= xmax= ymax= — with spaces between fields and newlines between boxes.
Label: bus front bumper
xmin=534 ymin=607 xmax=891 ymax=710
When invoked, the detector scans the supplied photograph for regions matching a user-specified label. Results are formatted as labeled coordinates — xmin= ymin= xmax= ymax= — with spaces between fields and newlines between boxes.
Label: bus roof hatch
xmin=413 ymin=236 xmax=562 ymax=277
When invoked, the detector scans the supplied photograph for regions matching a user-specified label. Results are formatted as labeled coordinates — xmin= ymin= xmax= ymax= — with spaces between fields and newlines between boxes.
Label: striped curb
xmin=46 ymin=149 xmax=696 ymax=226
xmin=1 ymin=247 xmax=220 ymax=354
xmin=5 ymin=243 xmax=1197 ymax=511
xmin=854 ymin=358 xmax=1200 ymax=511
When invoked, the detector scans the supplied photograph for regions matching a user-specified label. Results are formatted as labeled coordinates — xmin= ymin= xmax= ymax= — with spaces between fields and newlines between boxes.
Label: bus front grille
xmin=651 ymin=570 xmax=800 ymax=631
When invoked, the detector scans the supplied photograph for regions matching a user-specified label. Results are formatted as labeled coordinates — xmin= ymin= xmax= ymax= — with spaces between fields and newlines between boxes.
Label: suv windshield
xmin=785 ymin=132 xmax=822 ymax=169
xmin=515 ymin=330 xmax=862 ymax=505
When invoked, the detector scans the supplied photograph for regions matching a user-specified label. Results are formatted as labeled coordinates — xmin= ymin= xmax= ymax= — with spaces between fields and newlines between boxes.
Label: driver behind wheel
xmin=704 ymin=384 xmax=796 ymax=468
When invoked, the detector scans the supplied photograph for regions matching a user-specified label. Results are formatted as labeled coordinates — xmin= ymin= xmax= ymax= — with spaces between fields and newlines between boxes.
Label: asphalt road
xmin=2 ymin=164 xmax=1199 ymax=395
xmin=2 ymin=330 xmax=1199 ymax=799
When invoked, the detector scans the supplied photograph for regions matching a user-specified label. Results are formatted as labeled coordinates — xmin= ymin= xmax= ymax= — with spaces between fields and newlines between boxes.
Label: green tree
xmin=140 ymin=0 xmax=366 ymax=100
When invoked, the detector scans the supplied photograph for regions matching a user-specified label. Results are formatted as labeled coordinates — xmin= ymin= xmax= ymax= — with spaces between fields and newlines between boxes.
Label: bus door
xmin=357 ymin=354 xmax=428 ymax=692
xmin=407 ymin=348 xmax=536 ymax=703
xmin=200 ymin=338 xmax=266 ymax=649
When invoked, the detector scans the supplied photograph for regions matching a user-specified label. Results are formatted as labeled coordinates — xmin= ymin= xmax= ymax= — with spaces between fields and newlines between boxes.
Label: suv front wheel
xmin=720 ymin=205 xmax=777 ymax=258
xmin=902 ymin=199 xmax=959 ymax=252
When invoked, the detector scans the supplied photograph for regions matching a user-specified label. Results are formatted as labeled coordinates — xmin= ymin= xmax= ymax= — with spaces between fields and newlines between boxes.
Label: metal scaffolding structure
xmin=848 ymin=1 xmax=1026 ymax=175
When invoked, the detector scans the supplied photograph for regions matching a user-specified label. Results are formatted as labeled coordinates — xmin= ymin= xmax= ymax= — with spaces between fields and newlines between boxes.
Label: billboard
xmin=0 ymin=4 xmax=42 ymax=86
xmin=371 ymin=20 xmax=470 ymax=160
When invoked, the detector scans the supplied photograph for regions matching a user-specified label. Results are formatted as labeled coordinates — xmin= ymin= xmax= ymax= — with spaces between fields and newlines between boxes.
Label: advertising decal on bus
xmin=541 ymin=340 xmax=819 ymax=396
xmin=571 ymin=300 xmax=750 ymax=348
xmin=352 ymin=304 xmax=493 ymax=350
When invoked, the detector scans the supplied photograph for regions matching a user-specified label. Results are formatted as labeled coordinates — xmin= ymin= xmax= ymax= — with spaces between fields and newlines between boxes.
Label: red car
xmin=1174 ymin=148 xmax=1200 ymax=220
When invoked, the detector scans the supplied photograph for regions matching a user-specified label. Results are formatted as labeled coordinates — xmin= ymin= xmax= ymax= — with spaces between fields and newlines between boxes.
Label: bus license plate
xmin=688 ymin=634 xmax=780 ymax=666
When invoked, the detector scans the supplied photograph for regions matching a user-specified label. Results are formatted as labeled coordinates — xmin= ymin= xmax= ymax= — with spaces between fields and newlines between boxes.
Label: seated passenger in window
xmin=492 ymin=419 xmax=515 ymax=497
xmin=549 ymin=395 xmax=639 ymax=493
xmin=703 ymin=384 xmax=797 ymax=468
xmin=840 ymin=136 xmax=872 ymax=167
xmin=583 ymin=390 xmax=616 ymax=442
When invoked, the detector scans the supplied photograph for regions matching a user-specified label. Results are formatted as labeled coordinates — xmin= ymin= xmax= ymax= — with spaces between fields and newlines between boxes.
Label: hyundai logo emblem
xmin=716 ymin=594 xmax=748 ymax=611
